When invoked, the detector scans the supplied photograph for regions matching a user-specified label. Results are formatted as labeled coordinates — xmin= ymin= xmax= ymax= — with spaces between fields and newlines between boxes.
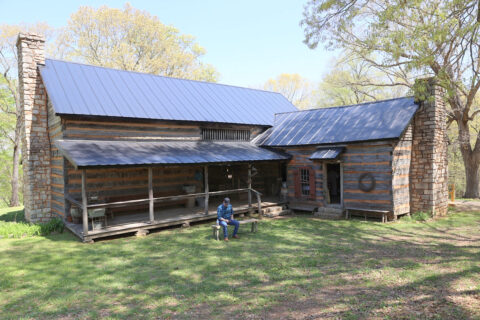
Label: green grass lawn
xmin=0 ymin=208 xmax=479 ymax=319
xmin=0 ymin=207 xmax=64 ymax=238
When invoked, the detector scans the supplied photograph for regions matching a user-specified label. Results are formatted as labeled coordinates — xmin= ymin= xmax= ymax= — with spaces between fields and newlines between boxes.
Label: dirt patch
xmin=451 ymin=200 xmax=480 ymax=212
xmin=222 ymin=218 xmax=480 ymax=320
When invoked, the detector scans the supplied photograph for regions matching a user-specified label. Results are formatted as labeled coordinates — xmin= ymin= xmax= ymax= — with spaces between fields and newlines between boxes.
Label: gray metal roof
xmin=40 ymin=59 xmax=297 ymax=126
xmin=56 ymin=140 xmax=291 ymax=168
xmin=309 ymin=147 xmax=344 ymax=160
xmin=256 ymin=97 xmax=418 ymax=146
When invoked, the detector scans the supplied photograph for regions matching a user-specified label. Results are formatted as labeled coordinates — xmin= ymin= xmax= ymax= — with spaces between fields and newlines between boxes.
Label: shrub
xmin=0 ymin=208 xmax=64 ymax=239
xmin=411 ymin=211 xmax=431 ymax=222
xmin=0 ymin=221 xmax=42 ymax=238
xmin=39 ymin=217 xmax=65 ymax=235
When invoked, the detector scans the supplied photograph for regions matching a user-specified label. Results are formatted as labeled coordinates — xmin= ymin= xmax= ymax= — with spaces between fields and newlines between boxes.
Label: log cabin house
xmin=17 ymin=33 xmax=448 ymax=242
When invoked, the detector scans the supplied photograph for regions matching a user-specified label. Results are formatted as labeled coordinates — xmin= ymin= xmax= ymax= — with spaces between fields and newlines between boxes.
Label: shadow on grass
xmin=0 ymin=208 xmax=25 ymax=222
xmin=0 ymin=214 xmax=479 ymax=319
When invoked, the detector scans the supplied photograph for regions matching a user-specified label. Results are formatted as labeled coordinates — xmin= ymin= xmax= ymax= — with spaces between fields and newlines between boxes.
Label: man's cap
xmin=223 ymin=197 xmax=230 ymax=204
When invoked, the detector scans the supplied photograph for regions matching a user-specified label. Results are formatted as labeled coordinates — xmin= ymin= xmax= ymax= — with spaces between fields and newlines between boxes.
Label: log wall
xmin=285 ymin=146 xmax=324 ymax=207
xmin=342 ymin=142 xmax=394 ymax=212
xmin=67 ymin=162 xmax=279 ymax=211
xmin=62 ymin=118 xmax=266 ymax=141
xmin=67 ymin=164 xmax=203 ymax=208
xmin=282 ymin=142 xmax=395 ymax=212
xmin=55 ymin=116 xmax=274 ymax=216
xmin=392 ymin=125 xmax=413 ymax=215
xmin=48 ymin=100 xmax=66 ymax=218
xmin=253 ymin=162 xmax=282 ymax=197
xmin=63 ymin=119 xmax=201 ymax=141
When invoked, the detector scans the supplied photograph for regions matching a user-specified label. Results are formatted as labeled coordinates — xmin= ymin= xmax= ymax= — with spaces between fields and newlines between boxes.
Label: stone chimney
xmin=16 ymin=33 xmax=51 ymax=222
xmin=410 ymin=78 xmax=448 ymax=216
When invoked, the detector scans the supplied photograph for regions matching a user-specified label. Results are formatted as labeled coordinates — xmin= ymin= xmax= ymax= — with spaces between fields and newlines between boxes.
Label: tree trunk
xmin=9 ymin=118 xmax=21 ymax=207
xmin=452 ymin=99 xmax=480 ymax=198
xmin=456 ymin=115 xmax=480 ymax=198
xmin=9 ymin=143 xmax=20 ymax=207
xmin=463 ymin=155 xmax=480 ymax=198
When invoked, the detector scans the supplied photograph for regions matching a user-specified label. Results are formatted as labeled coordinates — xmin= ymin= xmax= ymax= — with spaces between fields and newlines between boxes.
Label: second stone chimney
xmin=16 ymin=33 xmax=51 ymax=222
xmin=410 ymin=78 xmax=448 ymax=216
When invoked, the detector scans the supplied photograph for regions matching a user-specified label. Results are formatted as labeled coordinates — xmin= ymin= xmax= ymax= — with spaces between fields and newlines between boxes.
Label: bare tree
xmin=0 ymin=23 xmax=54 ymax=206
xmin=263 ymin=73 xmax=314 ymax=109
xmin=315 ymin=54 xmax=408 ymax=108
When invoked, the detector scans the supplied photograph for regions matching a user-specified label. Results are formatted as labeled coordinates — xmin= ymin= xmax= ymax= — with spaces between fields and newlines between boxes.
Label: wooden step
xmin=289 ymin=203 xmax=317 ymax=213
xmin=264 ymin=206 xmax=284 ymax=214
xmin=264 ymin=209 xmax=292 ymax=218
xmin=314 ymin=207 xmax=344 ymax=220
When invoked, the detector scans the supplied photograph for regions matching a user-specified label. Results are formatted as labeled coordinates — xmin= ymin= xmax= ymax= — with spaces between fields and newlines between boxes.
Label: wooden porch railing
xmin=83 ymin=188 xmax=255 ymax=209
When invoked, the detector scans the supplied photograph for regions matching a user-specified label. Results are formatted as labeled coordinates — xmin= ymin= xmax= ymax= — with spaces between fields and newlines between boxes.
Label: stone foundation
xmin=410 ymin=78 xmax=448 ymax=216
xmin=17 ymin=33 xmax=51 ymax=222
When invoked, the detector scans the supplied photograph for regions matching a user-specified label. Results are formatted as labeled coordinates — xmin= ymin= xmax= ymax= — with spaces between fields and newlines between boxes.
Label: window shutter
xmin=309 ymin=169 xmax=316 ymax=200
xmin=294 ymin=169 xmax=300 ymax=198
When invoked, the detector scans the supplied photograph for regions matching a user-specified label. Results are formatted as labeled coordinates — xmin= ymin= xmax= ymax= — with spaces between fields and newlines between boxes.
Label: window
xmin=201 ymin=128 xmax=250 ymax=141
xmin=300 ymin=168 xmax=310 ymax=196
xmin=294 ymin=167 xmax=316 ymax=199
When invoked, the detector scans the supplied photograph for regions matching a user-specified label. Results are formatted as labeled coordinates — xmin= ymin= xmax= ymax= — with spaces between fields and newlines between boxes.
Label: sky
xmin=0 ymin=0 xmax=335 ymax=87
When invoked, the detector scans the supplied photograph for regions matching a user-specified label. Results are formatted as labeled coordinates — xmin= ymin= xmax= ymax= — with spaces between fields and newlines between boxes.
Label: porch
xmin=65 ymin=196 xmax=285 ymax=242
xmin=56 ymin=139 xmax=291 ymax=242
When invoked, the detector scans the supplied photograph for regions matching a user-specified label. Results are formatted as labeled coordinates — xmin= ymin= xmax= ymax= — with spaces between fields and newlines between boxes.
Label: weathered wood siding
xmin=206 ymin=162 xmax=281 ymax=203
xmin=285 ymin=146 xmax=324 ymax=207
xmin=63 ymin=119 xmax=201 ymax=141
xmin=67 ymin=164 xmax=203 ymax=207
xmin=281 ymin=142 xmax=395 ymax=212
xmin=392 ymin=125 xmax=412 ymax=215
xmin=62 ymin=118 xmax=267 ymax=141
xmin=54 ymin=116 xmax=271 ymax=216
xmin=342 ymin=142 xmax=394 ymax=211
xmin=252 ymin=162 xmax=282 ymax=197
xmin=47 ymin=100 xmax=66 ymax=217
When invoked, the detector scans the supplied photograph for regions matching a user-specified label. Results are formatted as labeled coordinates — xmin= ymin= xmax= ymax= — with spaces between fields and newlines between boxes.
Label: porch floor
xmin=65 ymin=197 xmax=285 ymax=242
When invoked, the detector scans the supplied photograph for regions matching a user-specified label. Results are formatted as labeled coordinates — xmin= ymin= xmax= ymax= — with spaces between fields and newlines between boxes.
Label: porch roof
xmin=55 ymin=139 xmax=291 ymax=169
xmin=309 ymin=147 xmax=345 ymax=160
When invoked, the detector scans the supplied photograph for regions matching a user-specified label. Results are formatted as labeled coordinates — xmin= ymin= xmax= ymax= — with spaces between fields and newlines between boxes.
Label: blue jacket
xmin=217 ymin=204 xmax=233 ymax=220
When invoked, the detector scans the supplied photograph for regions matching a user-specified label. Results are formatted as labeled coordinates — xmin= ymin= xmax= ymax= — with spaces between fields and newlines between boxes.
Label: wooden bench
xmin=211 ymin=218 xmax=258 ymax=240
xmin=345 ymin=207 xmax=390 ymax=223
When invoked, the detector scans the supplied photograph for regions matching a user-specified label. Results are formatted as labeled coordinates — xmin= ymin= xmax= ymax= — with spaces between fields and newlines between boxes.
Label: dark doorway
xmin=326 ymin=163 xmax=341 ymax=204
xmin=280 ymin=162 xmax=287 ymax=182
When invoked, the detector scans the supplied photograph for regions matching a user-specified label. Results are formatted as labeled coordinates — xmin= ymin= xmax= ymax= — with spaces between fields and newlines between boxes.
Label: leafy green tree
xmin=0 ymin=6 xmax=219 ymax=207
xmin=58 ymin=4 xmax=218 ymax=81
xmin=263 ymin=73 xmax=314 ymax=109
xmin=302 ymin=0 xmax=480 ymax=197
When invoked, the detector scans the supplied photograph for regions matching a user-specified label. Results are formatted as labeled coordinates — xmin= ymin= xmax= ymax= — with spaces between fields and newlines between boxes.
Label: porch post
xmin=204 ymin=165 xmax=209 ymax=215
xmin=148 ymin=167 xmax=154 ymax=222
xmin=81 ymin=169 xmax=88 ymax=236
xmin=340 ymin=163 xmax=344 ymax=207
xmin=257 ymin=192 xmax=262 ymax=219
xmin=248 ymin=164 xmax=252 ymax=213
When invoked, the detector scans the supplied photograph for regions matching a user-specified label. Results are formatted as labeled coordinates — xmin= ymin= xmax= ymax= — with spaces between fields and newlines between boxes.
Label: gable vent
xmin=201 ymin=128 xmax=250 ymax=141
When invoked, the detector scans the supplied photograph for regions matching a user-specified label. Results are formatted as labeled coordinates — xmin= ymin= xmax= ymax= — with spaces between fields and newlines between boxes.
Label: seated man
xmin=217 ymin=197 xmax=240 ymax=241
